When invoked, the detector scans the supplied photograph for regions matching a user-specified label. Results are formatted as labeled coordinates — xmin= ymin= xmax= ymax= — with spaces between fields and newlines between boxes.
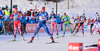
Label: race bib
xmin=81 ymin=17 xmax=85 ymax=22
xmin=75 ymin=21 xmax=79 ymax=23
xmin=14 ymin=16 xmax=18 ymax=20
xmin=51 ymin=18 xmax=56 ymax=21
xmin=39 ymin=16 xmax=46 ymax=20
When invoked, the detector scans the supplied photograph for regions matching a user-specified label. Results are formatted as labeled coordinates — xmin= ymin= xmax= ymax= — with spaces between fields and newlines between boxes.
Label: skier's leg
xmin=54 ymin=22 xmax=58 ymax=34
xmin=18 ymin=21 xmax=22 ymax=35
xmin=63 ymin=24 xmax=66 ymax=36
xmin=54 ymin=22 xmax=58 ymax=37
xmin=43 ymin=24 xmax=54 ymax=42
xmin=90 ymin=24 xmax=92 ymax=33
xmin=18 ymin=21 xmax=25 ymax=40
xmin=75 ymin=24 xmax=80 ymax=33
xmin=67 ymin=24 xmax=72 ymax=33
xmin=91 ymin=27 xmax=95 ymax=35
xmin=30 ymin=23 xmax=41 ymax=42
xmin=97 ymin=23 xmax=100 ymax=35
xmin=82 ymin=23 xmax=84 ymax=34
xmin=61 ymin=23 xmax=63 ymax=31
xmin=72 ymin=24 xmax=77 ymax=33
xmin=51 ymin=22 xmax=54 ymax=35
xmin=82 ymin=23 xmax=84 ymax=36
xmin=13 ymin=21 xmax=17 ymax=40
xmin=97 ymin=28 xmax=99 ymax=33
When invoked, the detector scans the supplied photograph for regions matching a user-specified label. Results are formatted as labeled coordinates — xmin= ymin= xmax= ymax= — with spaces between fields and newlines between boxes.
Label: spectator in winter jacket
xmin=31 ymin=18 xmax=36 ymax=23
xmin=0 ymin=15 xmax=4 ymax=32
xmin=20 ymin=16 xmax=27 ymax=24
xmin=20 ymin=16 xmax=27 ymax=34
xmin=6 ymin=16 xmax=11 ymax=22
xmin=0 ymin=10 xmax=4 ymax=16
xmin=26 ymin=17 xmax=31 ymax=23
xmin=19 ymin=11 xmax=23 ymax=17
xmin=56 ymin=14 xmax=61 ymax=24
xmin=5 ymin=9 xmax=10 ymax=16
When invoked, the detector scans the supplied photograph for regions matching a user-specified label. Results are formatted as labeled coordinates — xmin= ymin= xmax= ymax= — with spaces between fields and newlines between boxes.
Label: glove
xmin=50 ymin=17 xmax=51 ymax=19
xmin=43 ymin=20 xmax=46 ymax=23
xmin=54 ymin=17 xmax=56 ymax=18
xmin=64 ymin=20 xmax=68 ymax=22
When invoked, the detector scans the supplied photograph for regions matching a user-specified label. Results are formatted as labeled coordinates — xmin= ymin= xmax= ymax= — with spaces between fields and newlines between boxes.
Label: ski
xmin=70 ymin=34 xmax=79 ymax=37
xmin=6 ymin=40 xmax=17 ymax=42
xmin=55 ymin=37 xmax=59 ymax=39
xmin=7 ymin=39 xmax=26 ymax=42
xmin=27 ymin=41 xmax=33 ymax=44
xmin=46 ymin=42 xmax=58 ymax=44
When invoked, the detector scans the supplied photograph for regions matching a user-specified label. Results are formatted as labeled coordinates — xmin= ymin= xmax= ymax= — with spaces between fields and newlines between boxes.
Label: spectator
xmin=5 ymin=9 xmax=10 ymax=16
xmin=0 ymin=9 xmax=4 ymax=16
xmin=26 ymin=17 xmax=31 ymax=23
xmin=31 ymin=18 xmax=36 ymax=23
xmin=56 ymin=14 xmax=61 ymax=24
xmin=20 ymin=16 xmax=27 ymax=34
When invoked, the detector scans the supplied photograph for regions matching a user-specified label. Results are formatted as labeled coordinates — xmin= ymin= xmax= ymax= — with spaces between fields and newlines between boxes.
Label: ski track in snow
xmin=0 ymin=31 xmax=100 ymax=51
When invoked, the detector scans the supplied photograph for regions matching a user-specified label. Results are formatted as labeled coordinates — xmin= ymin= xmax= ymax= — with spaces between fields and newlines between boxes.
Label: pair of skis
xmin=27 ymin=41 xmax=58 ymax=44
xmin=7 ymin=39 xmax=58 ymax=44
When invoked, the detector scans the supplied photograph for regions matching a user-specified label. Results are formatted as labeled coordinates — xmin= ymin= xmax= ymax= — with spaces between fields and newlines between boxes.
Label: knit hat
xmin=42 ymin=7 xmax=45 ymax=10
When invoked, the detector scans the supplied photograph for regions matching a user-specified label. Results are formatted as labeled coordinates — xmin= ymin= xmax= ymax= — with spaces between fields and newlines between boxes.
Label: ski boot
xmin=82 ymin=33 xmax=84 ymax=37
xmin=91 ymin=33 xmax=92 ymax=35
xmin=21 ymin=35 xmax=25 ymax=41
xmin=28 ymin=37 xmax=34 ymax=43
xmin=62 ymin=33 xmax=65 ymax=37
xmin=51 ymin=37 xmax=55 ymax=43
xmin=56 ymin=33 xmax=59 ymax=38
xmin=12 ymin=35 xmax=16 ymax=41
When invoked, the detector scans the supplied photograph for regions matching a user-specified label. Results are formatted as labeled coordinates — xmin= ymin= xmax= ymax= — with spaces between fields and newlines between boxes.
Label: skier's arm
xmin=10 ymin=14 xmax=14 ymax=19
xmin=67 ymin=15 xmax=70 ymax=21
xmin=73 ymin=19 xmax=76 ymax=22
xmin=61 ymin=16 xmax=64 ymax=22
xmin=45 ymin=12 xmax=49 ymax=21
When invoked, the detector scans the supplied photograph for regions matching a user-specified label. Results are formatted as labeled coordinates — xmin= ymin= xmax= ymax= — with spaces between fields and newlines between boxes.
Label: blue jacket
xmin=20 ymin=17 xmax=27 ymax=24
xmin=0 ymin=19 xmax=4 ymax=28
xmin=50 ymin=14 xmax=57 ymax=22
xmin=31 ymin=19 xmax=36 ymax=23
xmin=0 ymin=10 xmax=4 ymax=16
xmin=56 ymin=15 xmax=61 ymax=24
xmin=38 ymin=11 xmax=48 ymax=22
xmin=6 ymin=17 xmax=11 ymax=22
xmin=27 ymin=18 xmax=31 ymax=23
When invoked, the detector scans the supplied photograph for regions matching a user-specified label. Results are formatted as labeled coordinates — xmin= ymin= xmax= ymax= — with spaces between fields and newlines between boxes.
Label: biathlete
xmin=10 ymin=8 xmax=25 ymax=41
xmin=28 ymin=7 xmax=55 ymax=43
xmin=50 ymin=11 xmax=59 ymax=38
xmin=73 ymin=13 xmax=86 ymax=36
xmin=91 ymin=15 xmax=100 ymax=35
xmin=61 ymin=13 xmax=72 ymax=37
xmin=72 ymin=15 xmax=80 ymax=33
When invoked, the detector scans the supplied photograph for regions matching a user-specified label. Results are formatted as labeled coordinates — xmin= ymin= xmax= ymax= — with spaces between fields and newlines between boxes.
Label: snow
xmin=0 ymin=0 xmax=100 ymax=23
xmin=0 ymin=0 xmax=100 ymax=51
xmin=0 ymin=31 xmax=99 ymax=51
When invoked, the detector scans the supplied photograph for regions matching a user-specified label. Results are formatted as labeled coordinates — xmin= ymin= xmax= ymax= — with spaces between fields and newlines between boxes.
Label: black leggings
xmin=90 ymin=24 xmax=94 ymax=33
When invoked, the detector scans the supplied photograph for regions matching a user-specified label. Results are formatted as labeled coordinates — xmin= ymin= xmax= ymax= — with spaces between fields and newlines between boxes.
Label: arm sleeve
xmin=18 ymin=13 xmax=21 ymax=19
xmin=10 ymin=14 xmax=14 ymax=19
xmin=46 ymin=12 xmax=49 ymax=21
xmin=21 ymin=13 xmax=23 ymax=16
xmin=85 ymin=17 xmax=86 ymax=21
xmin=61 ymin=16 xmax=64 ymax=22
xmin=73 ymin=19 xmax=76 ymax=22
xmin=67 ymin=15 xmax=70 ymax=21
